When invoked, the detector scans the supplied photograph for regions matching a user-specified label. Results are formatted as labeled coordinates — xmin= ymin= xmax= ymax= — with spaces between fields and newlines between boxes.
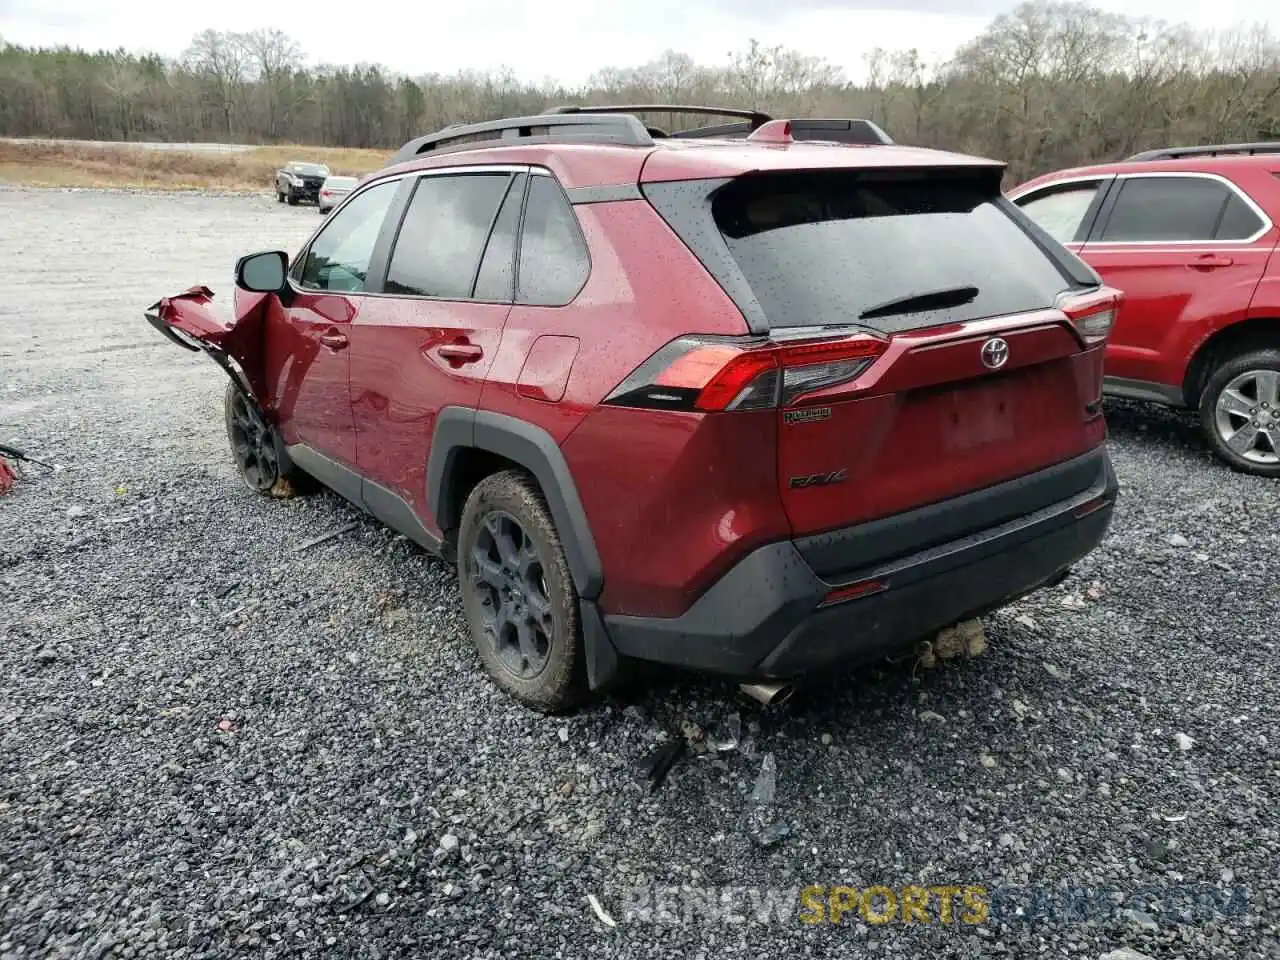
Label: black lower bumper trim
xmin=794 ymin=447 xmax=1110 ymax=579
xmin=604 ymin=449 xmax=1118 ymax=680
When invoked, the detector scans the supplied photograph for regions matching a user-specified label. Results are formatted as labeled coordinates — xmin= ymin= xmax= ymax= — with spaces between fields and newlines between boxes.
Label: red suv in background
xmin=1010 ymin=144 xmax=1280 ymax=476
xmin=148 ymin=106 xmax=1120 ymax=712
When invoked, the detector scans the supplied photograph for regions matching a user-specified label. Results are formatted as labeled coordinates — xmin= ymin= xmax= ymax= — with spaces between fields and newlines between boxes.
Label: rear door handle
xmin=1190 ymin=255 xmax=1234 ymax=270
xmin=319 ymin=331 xmax=349 ymax=350
xmin=435 ymin=342 xmax=484 ymax=364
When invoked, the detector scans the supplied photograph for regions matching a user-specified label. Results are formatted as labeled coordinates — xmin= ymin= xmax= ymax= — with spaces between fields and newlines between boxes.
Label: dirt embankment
xmin=0 ymin=139 xmax=390 ymax=192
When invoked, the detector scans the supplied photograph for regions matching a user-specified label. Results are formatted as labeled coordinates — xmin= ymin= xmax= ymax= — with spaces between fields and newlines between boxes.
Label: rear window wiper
xmin=858 ymin=285 xmax=980 ymax=320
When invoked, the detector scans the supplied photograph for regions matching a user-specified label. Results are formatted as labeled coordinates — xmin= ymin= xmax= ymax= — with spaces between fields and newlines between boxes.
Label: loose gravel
xmin=2 ymin=186 xmax=1278 ymax=959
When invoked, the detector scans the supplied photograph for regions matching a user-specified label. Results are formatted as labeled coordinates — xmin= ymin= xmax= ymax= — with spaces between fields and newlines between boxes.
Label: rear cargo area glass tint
xmin=711 ymin=170 xmax=1080 ymax=333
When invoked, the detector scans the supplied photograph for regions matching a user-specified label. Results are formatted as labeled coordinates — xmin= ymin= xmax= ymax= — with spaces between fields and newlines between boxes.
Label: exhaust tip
xmin=739 ymin=681 xmax=796 ymax=707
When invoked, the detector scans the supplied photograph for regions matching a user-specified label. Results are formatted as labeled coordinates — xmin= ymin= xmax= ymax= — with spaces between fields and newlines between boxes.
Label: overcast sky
xmin=1 ymin=0 xmax=1278 ymax=85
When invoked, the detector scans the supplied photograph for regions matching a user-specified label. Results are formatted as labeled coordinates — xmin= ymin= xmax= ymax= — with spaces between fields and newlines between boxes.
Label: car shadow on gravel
xmin=1101 ymin=397 xmax=1214 ymax=465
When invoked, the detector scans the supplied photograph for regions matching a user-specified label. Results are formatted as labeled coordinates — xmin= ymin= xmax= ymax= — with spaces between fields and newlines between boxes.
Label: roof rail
xmin=668 ymin=120 xmax=754 ymax=140
xmin=1128 ymin=141 xmax=1280 ymax=161
xmin=542 ymin=103 xmax=774 ymax=132
xmin=388 ymin=112 xmax=654 ymax=165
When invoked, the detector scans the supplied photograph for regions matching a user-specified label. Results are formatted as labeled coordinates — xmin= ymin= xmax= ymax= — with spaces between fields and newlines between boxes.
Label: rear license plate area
xmin=940 ymin=379 xmax=1015 ymax=450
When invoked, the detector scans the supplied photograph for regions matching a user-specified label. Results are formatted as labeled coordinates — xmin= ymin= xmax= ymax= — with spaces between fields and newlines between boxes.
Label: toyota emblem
xmin=981 ymin=337 xmax=1010 ymax=370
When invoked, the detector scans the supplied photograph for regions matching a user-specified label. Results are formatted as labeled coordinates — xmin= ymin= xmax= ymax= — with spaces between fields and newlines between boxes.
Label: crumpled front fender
xmin=144 ymin=285 xmax=273 ymax=412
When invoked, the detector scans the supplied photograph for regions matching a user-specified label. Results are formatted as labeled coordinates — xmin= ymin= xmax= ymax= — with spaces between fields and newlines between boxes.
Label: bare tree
xmin=242 ymin=28 xmax=301 ymax=140
xmin=183 ymin=29 xmax=249 ymax=138
xmin=3 ymin=2 xmax=1279 ymax=183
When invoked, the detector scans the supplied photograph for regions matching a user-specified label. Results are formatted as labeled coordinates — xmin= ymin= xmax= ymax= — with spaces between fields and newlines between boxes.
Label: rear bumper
xmin=603 ymin=447 xmax=1118 ymax=680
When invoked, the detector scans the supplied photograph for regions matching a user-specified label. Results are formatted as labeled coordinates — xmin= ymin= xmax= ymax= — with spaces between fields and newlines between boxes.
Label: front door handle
xmin=435 ymin=342 xmax=484 ymax=365
xmin=319 ymin=330 xmax=349 ymax=350
xmin=1190 ymin=254 xmax=1234 ymax=270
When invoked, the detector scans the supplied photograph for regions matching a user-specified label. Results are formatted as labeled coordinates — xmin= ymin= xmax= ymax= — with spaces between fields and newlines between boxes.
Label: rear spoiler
xmin=674 ymin=117 xmax=895 ymax=147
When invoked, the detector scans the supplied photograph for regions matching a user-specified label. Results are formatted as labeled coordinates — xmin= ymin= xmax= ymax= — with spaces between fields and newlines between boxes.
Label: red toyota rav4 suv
xmin=1010 ymin=143 xmax=1280 ymax=477
xmin=147 ymin=106 xmax=1120 ymax=712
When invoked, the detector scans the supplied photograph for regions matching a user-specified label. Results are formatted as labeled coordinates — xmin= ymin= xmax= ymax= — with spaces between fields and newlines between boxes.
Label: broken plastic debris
xmin=587 ymin=893 xmax=617 ymax=928
xmin=708 ymin=713 xmax=741 ymax=753
xmin=293 ymin=521 xmax=359 ymax=553
xmin=751 ymin=752 xmax=777 ymax=805
xmin=1101 ymin=950 xmax=1158 ymax=960
xmin=754 ymin=820 xmax=792 ymax=848
xmin=640 ymin=739 xmax=685 ymax=793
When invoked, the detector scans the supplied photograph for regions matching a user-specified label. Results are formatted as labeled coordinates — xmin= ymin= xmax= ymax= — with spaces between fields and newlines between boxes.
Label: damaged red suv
xmin=147 ymin=106 xmax=1120 ymax=713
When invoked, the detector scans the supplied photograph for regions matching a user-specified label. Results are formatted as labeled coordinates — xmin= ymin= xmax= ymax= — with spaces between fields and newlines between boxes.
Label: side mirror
xmin=235 ymin=250 xmax=289 ymax=293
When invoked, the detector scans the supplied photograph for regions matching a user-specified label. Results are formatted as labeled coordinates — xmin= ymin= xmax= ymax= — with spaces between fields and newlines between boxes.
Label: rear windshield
xmin=709 ymin=170 xmax=1085 ymax=332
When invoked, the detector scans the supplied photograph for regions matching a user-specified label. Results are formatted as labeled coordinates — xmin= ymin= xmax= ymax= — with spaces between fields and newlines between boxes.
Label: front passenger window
xmin=296 ymin=180 xmax=398 ymax=293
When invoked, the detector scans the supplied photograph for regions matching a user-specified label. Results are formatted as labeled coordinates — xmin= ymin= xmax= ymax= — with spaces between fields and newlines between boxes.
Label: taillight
xmin=1057 ymin=287 xmax=1122 ymax=346
xmin=603 ymin=332 xmax=887 ymax=412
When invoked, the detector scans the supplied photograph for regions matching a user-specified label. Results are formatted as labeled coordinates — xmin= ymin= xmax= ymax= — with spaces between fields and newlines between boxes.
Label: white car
xmin=318 ymin=175 xmax=359 ymax=214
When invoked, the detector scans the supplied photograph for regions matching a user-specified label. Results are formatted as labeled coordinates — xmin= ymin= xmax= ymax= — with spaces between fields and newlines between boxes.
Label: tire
xmin=1197 ymin=347 xmax=1280 ymax=477
xmin=222 ymin=382 xmax=313 ymax=498
xmin=275 ymin=189 xmax=284 ymax=203
xmin=287 ymin=193 xmax=299 ymax=206
xmin=457 ymin=470 xmax=586 ymax=713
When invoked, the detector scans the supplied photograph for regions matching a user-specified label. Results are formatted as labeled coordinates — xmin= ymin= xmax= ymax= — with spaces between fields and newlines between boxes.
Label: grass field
xmin=0 ymin=140 xmax=391 ymax=191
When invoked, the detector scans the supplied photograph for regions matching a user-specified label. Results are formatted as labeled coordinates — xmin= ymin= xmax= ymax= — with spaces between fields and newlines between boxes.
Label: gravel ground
xmin=2 ymin=186 xmax=1278 ymax=959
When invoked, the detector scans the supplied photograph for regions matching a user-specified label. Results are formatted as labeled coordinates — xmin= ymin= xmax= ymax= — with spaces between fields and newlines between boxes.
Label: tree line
xmin=2 ymin=0 xmax=1279 ymax=182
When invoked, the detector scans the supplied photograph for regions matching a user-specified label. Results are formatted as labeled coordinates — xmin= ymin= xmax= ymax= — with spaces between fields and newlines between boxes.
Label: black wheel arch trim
xmin=427 ymin=407 xmax=604 ymax=600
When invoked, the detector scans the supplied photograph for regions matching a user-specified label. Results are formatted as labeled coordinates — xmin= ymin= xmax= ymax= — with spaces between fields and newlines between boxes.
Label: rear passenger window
xmin=473 ymin=174 xmax=526 ymax=302
xmin=1216 ymin=190 xmax=1265 ymax=240
xmin=517 ymin=175 xmax=590 ymax=306
xmin=1099 ymin=176 xmax=1240 ymax=242
xmin=1015 ymin=182 xmax=1102 ymax=243
xmin=384 ymin=173 xmax=512 ymax=299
